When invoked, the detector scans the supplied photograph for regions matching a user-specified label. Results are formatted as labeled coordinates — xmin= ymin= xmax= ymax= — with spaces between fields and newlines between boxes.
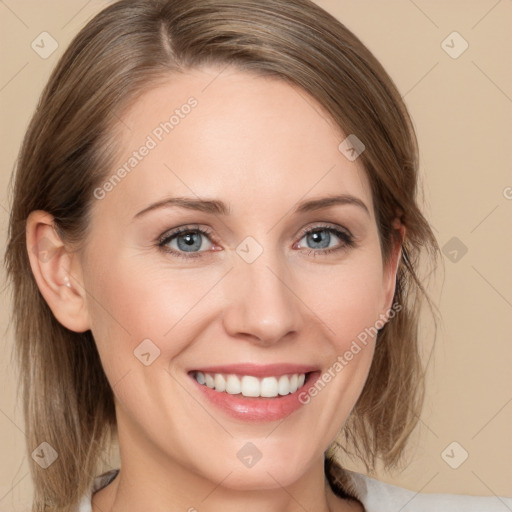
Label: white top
xmin=78 ymin=468 xmax=512 ymax=511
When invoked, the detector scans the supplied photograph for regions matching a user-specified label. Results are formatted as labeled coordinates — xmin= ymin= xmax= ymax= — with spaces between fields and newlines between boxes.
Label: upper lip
xmin=188 ymin=363 xmax=319 ymax=378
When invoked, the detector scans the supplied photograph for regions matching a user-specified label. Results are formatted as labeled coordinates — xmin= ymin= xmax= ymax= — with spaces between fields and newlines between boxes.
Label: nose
xmin=221 ymin=251 xmax=303 ymax=346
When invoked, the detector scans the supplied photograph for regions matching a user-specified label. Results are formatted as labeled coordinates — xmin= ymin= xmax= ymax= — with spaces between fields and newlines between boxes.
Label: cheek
xmin=84 ymin=255 xmax=224 ymax=378
xmin=305 ymin=254 xmax=386 ymax=347
xmin=294 ymin=252 xmax=385 ymax=408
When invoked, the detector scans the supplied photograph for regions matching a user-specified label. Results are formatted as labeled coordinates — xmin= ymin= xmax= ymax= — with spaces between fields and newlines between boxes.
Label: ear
xmin=26 ymin=210 xmax=90 ymax=333
xmin=380 ymin=217 xmax=405 ymax=317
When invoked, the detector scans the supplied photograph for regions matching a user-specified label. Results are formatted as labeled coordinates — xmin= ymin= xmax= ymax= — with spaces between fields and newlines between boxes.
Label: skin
xmin=27 ymin=66 xmax=403 ymax=512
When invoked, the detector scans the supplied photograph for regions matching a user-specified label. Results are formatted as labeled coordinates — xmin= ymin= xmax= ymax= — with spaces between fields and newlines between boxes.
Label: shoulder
xmin=346 ymin=470 xmax=512 ymax=512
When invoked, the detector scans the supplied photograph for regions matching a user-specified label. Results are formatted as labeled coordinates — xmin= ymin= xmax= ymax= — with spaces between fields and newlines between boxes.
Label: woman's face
xmin=79 ymin=66 xmax=399 ymax=489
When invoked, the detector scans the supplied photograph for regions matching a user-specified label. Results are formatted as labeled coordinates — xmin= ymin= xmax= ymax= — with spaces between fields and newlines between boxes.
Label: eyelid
xmin=296 ymin=222 xmax=353 ymax=241
xmin=157 ymin=224 xmax=215 ymax=246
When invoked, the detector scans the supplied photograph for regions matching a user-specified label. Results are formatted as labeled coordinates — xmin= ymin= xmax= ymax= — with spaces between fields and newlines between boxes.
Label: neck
xmin=92 ymin=426 xmax=360 ymax=512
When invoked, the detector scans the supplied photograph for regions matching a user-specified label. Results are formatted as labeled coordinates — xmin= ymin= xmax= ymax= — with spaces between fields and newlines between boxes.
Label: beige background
xmin=1 ymin=0 xmax=511 ymax=509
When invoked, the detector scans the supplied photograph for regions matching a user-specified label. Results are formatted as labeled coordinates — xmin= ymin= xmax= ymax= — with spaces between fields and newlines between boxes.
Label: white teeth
xmin=205 ymin=373 xmax=215 ymax=388
xmin=290 ymin=374 xmax=298 ymax=393
xmin=193 ymin=372 xmax=308 ymax=397
xmin=278 ymin=375 xmax=289 ymax=396
xmin=226 ymin=375 xmax=241 ymax=395
xmin=260 ymin=376 xmax=279 ymax=397
xmin=241 ymin=376 xmax=260 ymax=397
xmin=214 ymin=373 xmax=226 ymax=392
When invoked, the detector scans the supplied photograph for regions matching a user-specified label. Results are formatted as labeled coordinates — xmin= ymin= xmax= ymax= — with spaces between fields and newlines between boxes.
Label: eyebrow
xmin=133 ymin=193 xmax=370 ymax=220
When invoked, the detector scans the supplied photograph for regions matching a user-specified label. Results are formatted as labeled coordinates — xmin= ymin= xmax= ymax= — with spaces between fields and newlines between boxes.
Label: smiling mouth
xmin=189 ymin=371 xmax=313 ymax=398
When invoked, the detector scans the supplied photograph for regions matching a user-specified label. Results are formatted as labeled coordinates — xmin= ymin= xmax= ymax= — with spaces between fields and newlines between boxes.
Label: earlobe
xmin=26 ymin=210 xmax=91 ymax=333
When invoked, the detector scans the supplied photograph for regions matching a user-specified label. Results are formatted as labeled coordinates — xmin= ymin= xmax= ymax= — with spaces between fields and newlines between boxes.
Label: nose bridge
xmin=222 ymin=243 xmax=301 ymax=344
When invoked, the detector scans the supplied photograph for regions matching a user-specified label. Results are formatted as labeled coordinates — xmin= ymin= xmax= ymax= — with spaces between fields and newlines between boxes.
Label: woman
xmin=4 ymin=1 xmax=510 ymax=511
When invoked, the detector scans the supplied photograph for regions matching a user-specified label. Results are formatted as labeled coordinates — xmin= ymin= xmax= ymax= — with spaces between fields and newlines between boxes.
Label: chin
xmin=214 ymin=462 xmax=308 ymax=491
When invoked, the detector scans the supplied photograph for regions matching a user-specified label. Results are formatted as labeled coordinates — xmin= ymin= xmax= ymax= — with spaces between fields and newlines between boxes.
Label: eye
xmin=157 ymin=224 xmax=354 ymax=260
xmin=158 ymin=226 xmax=215 ymax=258
xmin=295 ymin=225 xmax=354 ymax=254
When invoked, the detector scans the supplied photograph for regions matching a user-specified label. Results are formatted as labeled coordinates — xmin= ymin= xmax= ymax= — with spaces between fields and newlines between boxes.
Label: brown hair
xmin=4 ymin=0 xmax=439 ymax=510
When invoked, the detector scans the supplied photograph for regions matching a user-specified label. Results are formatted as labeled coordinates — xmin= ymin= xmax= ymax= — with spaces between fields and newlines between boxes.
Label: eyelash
xmin=157 ymin=223 xmax=355 ymax=259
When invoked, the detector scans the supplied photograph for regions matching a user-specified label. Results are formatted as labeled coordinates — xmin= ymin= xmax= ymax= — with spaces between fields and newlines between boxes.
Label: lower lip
xmin=189 ymin=372 xmax=320 ymax=422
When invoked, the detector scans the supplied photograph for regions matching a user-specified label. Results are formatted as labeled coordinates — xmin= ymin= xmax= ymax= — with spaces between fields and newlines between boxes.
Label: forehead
xmin=100 ymin=66 xmax=373 ymax=220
